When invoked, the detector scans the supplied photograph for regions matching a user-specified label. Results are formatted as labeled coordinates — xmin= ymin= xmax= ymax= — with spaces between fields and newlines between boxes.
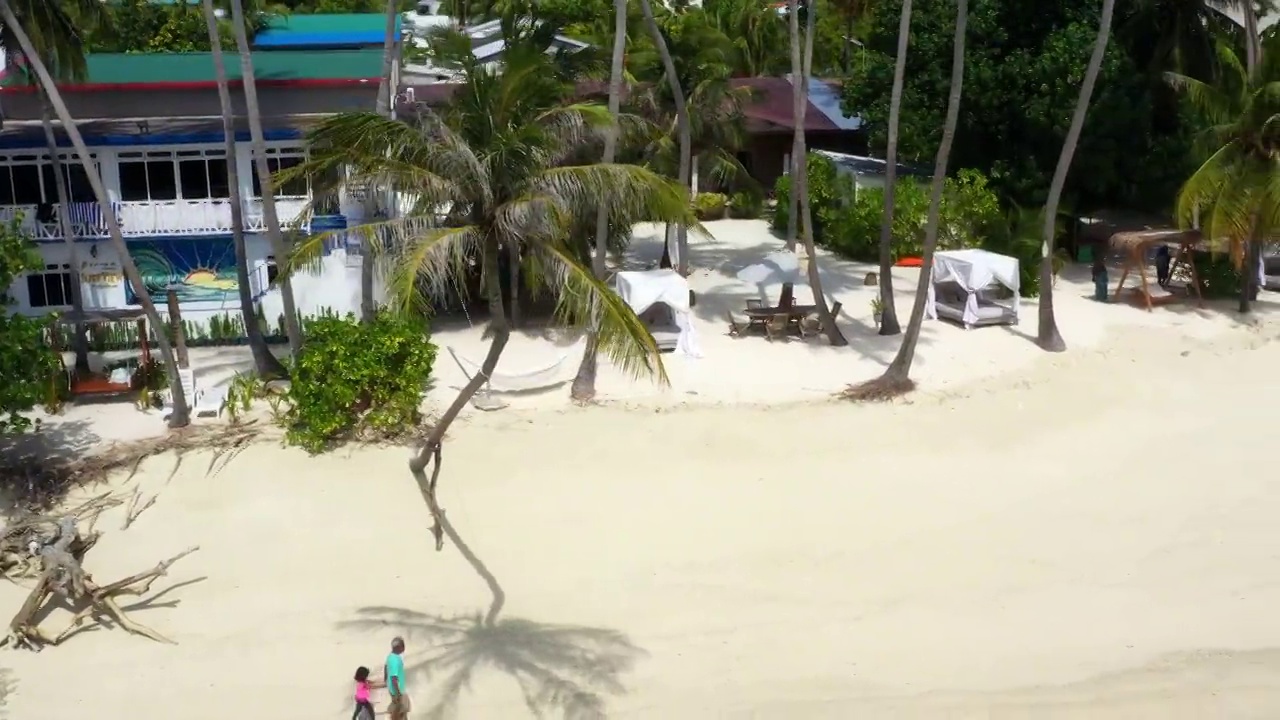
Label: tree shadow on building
xmin=340 ymin=513 xmax=645 ymax=718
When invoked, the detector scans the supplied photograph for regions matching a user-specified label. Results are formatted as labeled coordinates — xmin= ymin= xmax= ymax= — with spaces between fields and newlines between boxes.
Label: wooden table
xmin=745 ymin=304 xmax=818 ymax=339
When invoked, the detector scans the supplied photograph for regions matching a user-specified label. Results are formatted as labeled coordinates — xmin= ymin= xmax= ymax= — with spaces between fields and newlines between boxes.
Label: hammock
xmin=447 ymin=345 xmax=574 ymax=400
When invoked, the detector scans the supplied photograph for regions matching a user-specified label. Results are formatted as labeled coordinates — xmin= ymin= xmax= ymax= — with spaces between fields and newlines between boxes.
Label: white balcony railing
xmin=0 ymin=198 xmax=312 ymax=240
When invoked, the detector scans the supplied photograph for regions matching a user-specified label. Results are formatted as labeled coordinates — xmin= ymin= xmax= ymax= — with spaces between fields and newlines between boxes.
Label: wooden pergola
xmin=50 ymin=308 xmax=153 ymax=399
xmin=1109 ymin=229 xmax=1205 ymax=311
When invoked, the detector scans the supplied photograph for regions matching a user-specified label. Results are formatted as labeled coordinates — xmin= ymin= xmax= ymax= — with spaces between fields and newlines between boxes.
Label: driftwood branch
xmin=2 ymin=521 xmax=199 ymax=651
xmin=121 ymin=487 xmax=157 ymax=530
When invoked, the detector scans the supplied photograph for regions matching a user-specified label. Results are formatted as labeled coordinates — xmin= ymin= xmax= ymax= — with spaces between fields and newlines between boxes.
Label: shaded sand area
xmin=5 ymin=316 xmax=1280 ymax=719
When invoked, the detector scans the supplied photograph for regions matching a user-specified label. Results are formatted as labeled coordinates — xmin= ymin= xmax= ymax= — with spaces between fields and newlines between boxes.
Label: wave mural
xmin=126 ymin=238 xmax=239 ymax=305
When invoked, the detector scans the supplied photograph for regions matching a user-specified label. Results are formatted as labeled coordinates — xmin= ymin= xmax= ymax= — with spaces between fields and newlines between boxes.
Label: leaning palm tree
xmin=637 ymin=0 xmax=692 ymax=275
xmin=1038 ymin=0 xmax=1116 ymax=352
xmin=8 ymin=0 xmax=109 ymax=376
xmin=1169 ymin=37 xmax=1280 ymax=313
xmin=227 ymin=0 xmax=304 ymax=355
xmin=874 ymin=0 xmax=914 ymax=336
xmin=202 ymin=0 xmax=286 ymax=377
xmin=846 ymin=0 xmax=968 ymax=400
xmin=285 ymin=44 xmax=693 ymax=552
xmin=789 ymin=0 xmax=846 ymax=344
xmin=0 ymin=0 xmax=190 ymax=427
xmin=38 ymin=102 xmax=89 ymax=376
xmin=571 ymin=0 xmax=630 ymax=402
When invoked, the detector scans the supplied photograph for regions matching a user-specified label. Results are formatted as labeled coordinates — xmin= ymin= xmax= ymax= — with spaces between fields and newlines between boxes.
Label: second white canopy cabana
xmin=925 ymin=249 xmax=1020 ymax=328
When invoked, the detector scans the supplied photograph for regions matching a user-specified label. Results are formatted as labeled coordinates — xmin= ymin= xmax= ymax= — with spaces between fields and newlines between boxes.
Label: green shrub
xmin=692 ymin=192 xmax=728 ymax=220
xmin=819 ymin=169 xmax=1003 ymax=263
xmin=771 ymin=174 xmax=791 ymax=232
xmin=728 ymin=188 xmax=764 ymax=219
xmin=770 ymin=154 xmax=842 ymax=239
xmin=285 ymin=312 xmax=438 ymax=453
xmin=1193 ymin=251 xmax=1242 ymax=299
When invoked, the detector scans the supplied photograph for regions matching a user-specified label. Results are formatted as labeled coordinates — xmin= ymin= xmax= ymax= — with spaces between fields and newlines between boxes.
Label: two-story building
xmin=0 ymin=14 xmax=400 ymax=332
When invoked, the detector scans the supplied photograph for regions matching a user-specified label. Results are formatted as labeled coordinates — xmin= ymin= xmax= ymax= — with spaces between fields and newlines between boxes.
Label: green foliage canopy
xmin=841 ymin=0 xmax=1197 ymax=212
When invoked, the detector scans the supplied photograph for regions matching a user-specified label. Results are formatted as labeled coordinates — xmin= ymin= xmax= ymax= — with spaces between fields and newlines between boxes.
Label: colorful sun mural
xmin=126 ymin=238 xmax=239 ymax=304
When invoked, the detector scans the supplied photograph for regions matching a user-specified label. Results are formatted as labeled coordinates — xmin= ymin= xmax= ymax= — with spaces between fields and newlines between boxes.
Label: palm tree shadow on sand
xmin=339 ymin=512 xmax=646 ymax=719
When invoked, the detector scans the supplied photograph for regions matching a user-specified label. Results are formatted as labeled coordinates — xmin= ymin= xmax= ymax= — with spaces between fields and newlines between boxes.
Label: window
xmin=117 ymin=149 xmax=227 ymax=202
xmin=26 ymin=263 xmax=74 ymax=308
xmin=265 ymin=255 xmax=280 ymax=285
xmin=41 ymin=162 xmax=97 ymax=203
xmin=0 ymin=153 xmax=98 ymax=206
xmin=11 ymin=163 xmax=43 ymax=205
xmin=251 ymin=147 xmax=308 ymax=198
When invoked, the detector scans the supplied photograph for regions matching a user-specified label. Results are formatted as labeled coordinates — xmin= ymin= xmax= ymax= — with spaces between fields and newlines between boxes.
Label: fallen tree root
xmin=0 ymin=422 xmax=263 ymax=513
xmin=1 ymin=514 xmax=198 ymax=651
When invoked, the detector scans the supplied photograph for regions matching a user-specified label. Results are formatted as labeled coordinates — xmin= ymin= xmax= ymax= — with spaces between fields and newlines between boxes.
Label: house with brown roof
xmin=0 ymin=18 xmax=396 ymax=328
xmin=401 ymin=75 xmax=866 ymax=189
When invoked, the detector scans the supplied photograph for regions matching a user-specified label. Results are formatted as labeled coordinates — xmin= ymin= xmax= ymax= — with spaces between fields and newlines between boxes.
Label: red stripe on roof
xmin=0 ymin=77 xmax=376 ymax=94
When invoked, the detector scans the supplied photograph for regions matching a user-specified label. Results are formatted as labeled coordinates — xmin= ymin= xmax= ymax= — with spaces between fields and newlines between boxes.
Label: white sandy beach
xmin=4 ymin=220 xmax=1280 ymax=718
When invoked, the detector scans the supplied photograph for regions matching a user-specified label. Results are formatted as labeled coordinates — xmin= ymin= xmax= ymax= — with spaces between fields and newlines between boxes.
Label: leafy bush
xmin=770 ymin=154 xmax=842 ymax=239
xmin=285 ymin=312 xmax=438 ymax=453
xmin=692 ymin=192 xmax=728 ymax=220
xmin=821 ymin=179 xmax=931 ymax=261
xmin=771 ymin=174 xmax=791 ymax=232
xmin=773 ymin=154 xmax=1002 ymax=263
xmin=728 ymin=188 xmax=764 ymax=219
xmin=1193 ymin=251 xmax=1242 ymax=299
xmin=0 ymin=219 xmax=59 ymax=433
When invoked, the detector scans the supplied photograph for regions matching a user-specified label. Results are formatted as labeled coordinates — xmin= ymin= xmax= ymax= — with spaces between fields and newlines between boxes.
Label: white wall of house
xmin=0 ymin=138 xmax=385 ymax=334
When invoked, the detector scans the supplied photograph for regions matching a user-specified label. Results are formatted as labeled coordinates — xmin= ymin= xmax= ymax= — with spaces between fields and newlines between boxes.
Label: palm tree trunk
xmin=228 ymin=0 xmax=305 ymax=356
xmin=880 ymin=0 xmax=968 ymax=383
xmin=39 ymin=94 xmax=90 ymax=376
xmin=1 ymin=0 xmax=189 ymax=428
xmin=204 ymin=0 xmax=285 ymax=378
xmin=571 ymin=0 xmax=628 ymax=402
xmin=364 ymin=0 xmax=400 ymax=324
xmin=792 ymin=0 xmax=846 ymax=345
xmin=410 ymin=238 xmax=510 ymax=553
xmin=1238 ymin=3 xmax=1261 ymax=314
xmin=1038 ymin=0 xmax=1114 ymax=352
xmin=876 ymin=0 xmax=913 ymax=337
xmin=638 ymin=0 xmax=691 ymax=275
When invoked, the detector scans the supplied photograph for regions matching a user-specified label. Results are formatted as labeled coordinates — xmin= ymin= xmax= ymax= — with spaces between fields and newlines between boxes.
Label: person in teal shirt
xmin=386 ymin=636 xmax=409 ymax=720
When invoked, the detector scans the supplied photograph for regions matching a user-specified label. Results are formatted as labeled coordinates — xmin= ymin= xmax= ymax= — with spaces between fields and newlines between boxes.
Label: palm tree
xmin=0 ymin=0 xmax=190 ymax=427
xmin=637 ymin=0 xmax=692 ymax=275
xmin=571 ymin=0 xmax=629 ymax=402
xmin=40 ymin=98 xmax=91 ymax=376
xmin=847 ymin=0 xmax=968 ymax=400
xmin=10 ymin=0 xmax=108 ymax=376
xmin=790 ymin=0 xmax=846 ymax=344
xmin=227 ymin=0 xmax=304 ymax=355
xmin=287 ymin=45 xmax=692 ymax=551
xmin=874 ymin=0 xmax=914 ymax=337
xmin=1038 ymin=0 xmax=1116 ymax=352
xmin=364 ymin=0 xmax=401 ymax=324
xmin=1169 ymin=38 xmax=1280 ymax=312
xmin=704 ymin=0 xmax=787 ymax=77
xmin=202 ymin=0 xmax=286 ymax=378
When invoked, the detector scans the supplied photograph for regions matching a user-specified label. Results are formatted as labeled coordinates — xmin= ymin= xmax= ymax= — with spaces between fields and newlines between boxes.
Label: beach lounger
xmin=161 ymin=368 xmax=225 ymax=420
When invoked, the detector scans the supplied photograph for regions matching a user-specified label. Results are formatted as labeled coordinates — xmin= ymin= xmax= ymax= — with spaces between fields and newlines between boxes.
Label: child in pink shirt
xmin=353 ymin=666 xmax=381 ymax=720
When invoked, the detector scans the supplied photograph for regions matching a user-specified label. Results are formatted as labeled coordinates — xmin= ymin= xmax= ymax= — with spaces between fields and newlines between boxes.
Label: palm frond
xmin=529 ymin=164 xmax=697 ymax=230
xmin=533 ymin=241 xmax=668 ymax=384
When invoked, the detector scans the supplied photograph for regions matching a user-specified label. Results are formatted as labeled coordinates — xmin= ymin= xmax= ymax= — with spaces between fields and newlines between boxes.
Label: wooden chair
xmin=764 ymin=312 xmax=791 ymax=342
xmin=727 ymin=311 xmax=751 ymax=337
xmin=798 ymin=301 xmax=842 ymax=339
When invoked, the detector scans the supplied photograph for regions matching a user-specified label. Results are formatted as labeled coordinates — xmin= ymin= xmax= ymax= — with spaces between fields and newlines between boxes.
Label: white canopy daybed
xmin=925 ymin=249 xmax=1020 ymax=329
xmin=614 ymin=269 xmax=702 ymax=356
